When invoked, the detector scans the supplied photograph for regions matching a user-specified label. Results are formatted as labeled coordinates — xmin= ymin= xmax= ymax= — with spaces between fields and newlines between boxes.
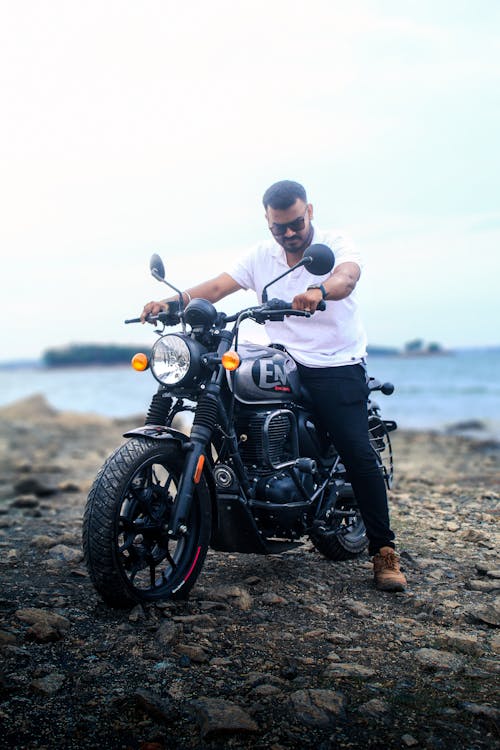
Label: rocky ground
xmin=0 ymin=395 xmax=499 ymax=750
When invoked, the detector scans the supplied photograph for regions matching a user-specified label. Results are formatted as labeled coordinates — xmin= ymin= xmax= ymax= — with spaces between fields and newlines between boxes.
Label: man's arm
xmin=323 ymin=262 xmax=360 ymax=300
xmin=292 ymin=262 xmax=361 ymax=311
xmin=140 ymin=272 xmax=242 ymax=322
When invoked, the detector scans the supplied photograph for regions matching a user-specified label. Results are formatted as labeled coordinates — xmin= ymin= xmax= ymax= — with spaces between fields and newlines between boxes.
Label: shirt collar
xmin=269 ymin=228 xmax=318 ymax=265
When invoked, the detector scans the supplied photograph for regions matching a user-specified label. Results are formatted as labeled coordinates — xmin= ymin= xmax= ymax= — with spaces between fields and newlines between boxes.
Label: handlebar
xmin=267 ymin=298 xmax=326 ymax=313
xmin=125 ymin=297 xmax=326 ymax=326
xmin=125 ymin=311 xmax=180 ymax=326
xmin=224 ymin=297 xmax=326 ymax=324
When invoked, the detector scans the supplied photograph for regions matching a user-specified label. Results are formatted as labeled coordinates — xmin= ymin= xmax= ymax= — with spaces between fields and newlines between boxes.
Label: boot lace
xmin=376 ymin=551 xmax=399 ymax=571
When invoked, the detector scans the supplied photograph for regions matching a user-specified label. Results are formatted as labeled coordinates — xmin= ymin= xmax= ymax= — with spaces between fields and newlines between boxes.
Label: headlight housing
xmin=150 ymin=335 xmax=204 ymax=387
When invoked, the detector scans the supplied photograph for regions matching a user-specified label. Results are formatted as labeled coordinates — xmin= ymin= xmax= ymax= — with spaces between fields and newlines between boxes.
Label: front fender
xmin=123 ymin=425 xmax=189 ymax=443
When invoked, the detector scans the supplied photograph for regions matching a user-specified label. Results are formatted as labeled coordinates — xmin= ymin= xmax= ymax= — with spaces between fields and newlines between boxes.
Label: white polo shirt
xmin=228 ymin=228 xmax=367 ymax=368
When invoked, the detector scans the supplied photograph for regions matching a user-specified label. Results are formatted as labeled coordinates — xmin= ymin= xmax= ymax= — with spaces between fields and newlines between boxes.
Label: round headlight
xmin=151 ymin=335 xmax=191 ymax=385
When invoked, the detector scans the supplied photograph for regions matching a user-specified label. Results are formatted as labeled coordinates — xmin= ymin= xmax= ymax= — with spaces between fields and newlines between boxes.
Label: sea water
xmin=0 ymin=349 xmax=498 ymax=438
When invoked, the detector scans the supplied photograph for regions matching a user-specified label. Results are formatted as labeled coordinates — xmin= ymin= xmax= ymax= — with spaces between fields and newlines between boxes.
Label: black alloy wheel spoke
xmin=129 ymin=561 xmax=147 ymax=583
xmin=164 ymin=547 xmax=178 ymax=572
xmin=119 ymin=535 xmax=135 ymax=554
xmin=150 ymin=563 xmax=157 ymax=587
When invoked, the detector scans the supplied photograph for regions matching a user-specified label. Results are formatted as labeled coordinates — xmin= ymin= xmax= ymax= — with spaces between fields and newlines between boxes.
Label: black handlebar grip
xmin=317 ymin=300 xmax=326 ymax=312
xmin=124 ymin=317 xmax=142 ymax=324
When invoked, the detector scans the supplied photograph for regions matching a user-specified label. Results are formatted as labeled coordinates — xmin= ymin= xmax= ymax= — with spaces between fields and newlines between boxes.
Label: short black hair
xmin=262 ymin=180 xmax=307 ymax=210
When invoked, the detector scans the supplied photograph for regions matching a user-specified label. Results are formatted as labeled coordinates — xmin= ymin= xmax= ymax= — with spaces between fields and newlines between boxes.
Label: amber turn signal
xmin=221 ymin=351 xmax=240 ymax=371
xmin=193 ymin=454 xmax=205 ymax=484
xmin=131 ymin=352 xmax=149 ymax=371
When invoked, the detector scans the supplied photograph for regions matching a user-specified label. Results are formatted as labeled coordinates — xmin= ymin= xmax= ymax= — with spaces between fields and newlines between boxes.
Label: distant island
xmin=40 ymin=339 xmax=448 ymax=367
xmin=42 ymin=344 xmax=150 ymax=367
xmin=368 ymin=339 xmax=449 ymax=357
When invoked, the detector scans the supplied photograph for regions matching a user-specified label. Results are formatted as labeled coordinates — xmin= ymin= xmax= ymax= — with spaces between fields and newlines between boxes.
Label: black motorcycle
xmin=83 ymin=245 xmax=396 ymax=608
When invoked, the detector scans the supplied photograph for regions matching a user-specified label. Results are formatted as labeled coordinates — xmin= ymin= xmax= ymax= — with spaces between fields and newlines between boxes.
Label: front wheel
xmin=310 ymin=487 xmax=368 ymax=561
xmin=82 ymin=438 xmax=211 ymax=608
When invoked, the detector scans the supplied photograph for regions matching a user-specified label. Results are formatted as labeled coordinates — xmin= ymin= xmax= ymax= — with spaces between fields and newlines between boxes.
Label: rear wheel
xmin=82 ymin=438 xmax=211 ymax=608
xmin=310 ymin=486 xmax=368 ymax=561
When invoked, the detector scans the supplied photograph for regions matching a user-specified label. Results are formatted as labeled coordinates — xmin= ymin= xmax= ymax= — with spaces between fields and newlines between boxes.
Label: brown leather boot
xmin=373 ymin=547 xmax=407 ymax=592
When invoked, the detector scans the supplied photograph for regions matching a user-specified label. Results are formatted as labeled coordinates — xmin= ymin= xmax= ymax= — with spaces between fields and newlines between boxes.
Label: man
xmin=141 ymin=180 xmax=407 ymax=592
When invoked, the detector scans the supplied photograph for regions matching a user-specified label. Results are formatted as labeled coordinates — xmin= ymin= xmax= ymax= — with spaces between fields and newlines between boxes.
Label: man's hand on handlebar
xmin=292 ymin=288 xmax=325 ymax=313
xmin=140 ymin=300 xmax=168 ymax=323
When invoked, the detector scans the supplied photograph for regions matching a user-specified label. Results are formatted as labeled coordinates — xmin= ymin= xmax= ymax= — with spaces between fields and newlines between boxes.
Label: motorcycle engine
xmin=232 ymin=407 xmax=317 ymax=539
xmin=236 ymin=407 xmax=314 ymax=504
xmin=236 ymin=408 xmax=297 ymax=471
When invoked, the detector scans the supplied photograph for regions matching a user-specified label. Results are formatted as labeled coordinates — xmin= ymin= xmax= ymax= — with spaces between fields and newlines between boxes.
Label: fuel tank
xmin=227 ymin=343 xmax=301 ymax=404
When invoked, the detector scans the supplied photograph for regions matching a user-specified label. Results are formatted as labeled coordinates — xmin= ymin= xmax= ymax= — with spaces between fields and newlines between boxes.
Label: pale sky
xmin=1 ymin=0 xmax=499 ymax=360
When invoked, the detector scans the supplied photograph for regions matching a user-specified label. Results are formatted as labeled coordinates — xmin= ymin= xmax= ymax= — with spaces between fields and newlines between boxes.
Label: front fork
xmin=167 ymin=383 xmax=220 ymax=538
xmin=168 ymin=331 xmax=234 ymax=538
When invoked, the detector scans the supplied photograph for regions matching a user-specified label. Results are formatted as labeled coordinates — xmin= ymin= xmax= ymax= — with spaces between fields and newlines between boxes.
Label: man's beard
xmin=280 ymin=225 xmax=314 ymax=256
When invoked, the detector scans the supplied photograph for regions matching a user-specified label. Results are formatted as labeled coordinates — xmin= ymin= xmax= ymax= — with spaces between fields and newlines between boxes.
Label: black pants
xmin=296 ymin=362 xmax=395 ymax=556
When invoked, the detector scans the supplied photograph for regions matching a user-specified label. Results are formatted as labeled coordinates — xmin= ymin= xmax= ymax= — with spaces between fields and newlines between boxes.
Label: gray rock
xmin=357 ymin=698 xmax=391 ymax=717
xmin=260 ymin=592 xmax=288 ymax=605
xmin=15 ymin=608 xmax=70 ymax=633
xmin=401 ymin=734 xmax=419 ymax=747
xmin=47 ymin=544 xmax=83 ymax=563
xmin=30 ymin=672 xmax=65 ymax=695
xmin=323 ymin=662 xmax=376 ymax=679
xmin=32 ymin=535 xmax=57 ymax=548
xmin=129 ymin=604 xmax=147 ymax=622
xmin=462 ymin=701 xmax=500 ymax=720
xmin=210 ymin=585 xmax=252 ymax=611
xmin=468 ymin=579 xmax=500 ymax=592
xmin=252 ymin=683 xmax=283 ymax=697
xmin=0 ymin=629 xmax=17 ymax=645
xmin=433 ymin=630 xmax=483 ymax=655
xmin=133 ymin=688 xmax=178 ymax=724
xmin=10 ymin=495 xmax=39 ymax=508
xmin=345 ymin=599 xmax=372 ymax=618
xmin=156 ymin=620 xmax=181 ymax=646
xmin=469 ymin=598 xmax=500 ymax=627
xmin=290 ymin=688 xmax=347 ymax=727
xmin=189 ymin=697 xmax=258 ymax=738
xmin=176 ymin=643 xmax=210 ymax=663
xmin=13 ymin=478 xmax=58 ymax=497
xmin=414 ymin=648 xmax=465 ymax=673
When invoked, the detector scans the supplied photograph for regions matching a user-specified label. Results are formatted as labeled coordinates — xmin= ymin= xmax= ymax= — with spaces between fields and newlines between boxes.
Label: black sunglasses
xmin=270 ymin=208 xmax=308 ymax=236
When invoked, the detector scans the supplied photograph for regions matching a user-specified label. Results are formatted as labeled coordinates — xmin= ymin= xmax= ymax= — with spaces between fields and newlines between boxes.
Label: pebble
xmin=469 ymin=600 xmax=500 ymax=627
xmin=260 ymin=592 xmax=288 ymax=605
xmin=289 ymin=688 xmax=347 ymax=727
xmin=345 ymin=599 xmax=372 ymax=618
xmin=401 ymin=734 xmax=419 ymax=747
xmin=188 ymin=697 xmax=258 ymax=738
xmin=175 ymin=644 xmax=210 ymax=663
xmin=15 ymin=607 xmax=71 ymax=635
xmin=30 ymin=672 xmax=65 ymax=695
xmin=434 ymin=630 xmax=482 ymax=655
xmin=468 ymin=579 xmax=500 ymax=592
xmin=414 ymin=648 xmax=465 ymax=673
xmin=462 ymin=701 xmax=500 ymax=720
xmin=210 ymin=585 xmax=252 ymax=611
xmin=133 ymin=688 xmax=178 ymax=724
xmin=357 ymin=698 xmax=390 ymax=717
xmin=323 ymin=663 xmax=376 ymax=679
xmin=47 ymin=544 xmax=83 ymax=563
xmin=155 ymin=621 xmax=181 ymax=646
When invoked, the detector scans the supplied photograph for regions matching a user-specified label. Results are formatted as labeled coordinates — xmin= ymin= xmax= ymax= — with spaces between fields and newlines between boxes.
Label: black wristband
xmin=307 ymin=283 xmax=327 ymax=300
